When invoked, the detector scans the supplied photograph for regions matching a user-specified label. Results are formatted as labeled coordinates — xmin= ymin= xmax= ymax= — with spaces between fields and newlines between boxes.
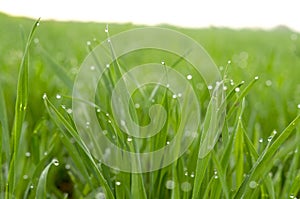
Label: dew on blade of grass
xmin=249 ymin=181 xmax=257 ymax=189
xmin=297 ymin=104 xmax=300 ymax=109
xmin=106 ymin=64 xmax=110 ymax=68
xmin=115 ymin=181 xmax=121 ymax=186
xmin=228 ymin=60 xmax=231 ymax=64
xmin=90 ymin=65 xmax=95 ymax=71
xmin=267 ymin=136 xmax=273 ymax=142
xmin=255 ymin=76 xmax=259 ymax=80
xmin=272 ymin=129 xmax=277 ymax=135
xmin=108 ymin=120 xmax=111 ymax=123
xmin=181 ymin=181 xmax=192 ymax=192
xmin=87 ymin=41 xmax=91 ymax=46
xmin=161 ymin=61 xmax=165 ymax=65
xmin=34 ymin=38 xmax=39 ymax=44
xmin=208 ymin=85 xmax=213 ymax=90
xmin=166 ymin=141 xmax=170 ymax=145
xmin=44 ymin=152 xmax=48 ymax=156
xmin=30 ymin=185 xmax=34 ymax=189
xmin=42 ymin=93 xmax=47 ymax=100
xmin=166 ymin=84 xmax=170 ymax=88
xmin=56 ymin=94 xmax=62 ymax=99
xmin=235 ymin=87 xmax=240 ymax=92
xmin=127 ymin=137 xmax=132 ymax=142
xmin=187 ymin=74 xmax=192 ymax=80
xmin=52 ymin=159 xmax=59 ymax=166
xmin=65 ymin=164 xmax=71 ymax=170
xmin=190 ymin=172 xmax=195 ymax=178
xmin=105 ymin=24 xmax=109 ymax=33
xmin=135 ymin=103 xmax=140 ymax=109
xmin=66 ymin=108 xmax=72 ymax=114
xmin=177 ymin=93 xmax=182 ymax=98
xmin=120 ymin=120 xmax=126 ymax=126
xmin=106 ymin=113 xmax=109 ymax=117
xmin=265 ymin=80 xmax=272 ymax=87
xmin=172 ymin=94 xmax=177 ymax=99
xmin=184 ymin=171 xmax=188 ymax=176
xmin=95 ymin=192 xmax=106 ymax=199
xmin=165 ymin=180 xmax=175 ymax=189
xmin=223 ymin=86 xmax=228 ymax=91
xmin=259 ymin=138 xmax=263 ymax=143
xmin=23 ymin=175 xmax=29 ymax=180
xmin=97 ymin=108 xmax=101 ymax=112
xmin=25 ymin=152 xmax=31 ymax=157
xmin=36 ymin=22 xmax=40 ymax=27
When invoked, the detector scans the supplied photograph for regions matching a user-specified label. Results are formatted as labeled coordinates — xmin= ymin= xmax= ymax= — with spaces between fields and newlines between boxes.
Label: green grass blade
xmin=43 ymin=95 xmax=114 ymax=199
xmin=234 ymin=114 xmax=300 ymax=198
xmin=8 ymin=18 xmax=40 ymax=195
xmin=36 ymin=159 xmax=58 ymax=198
xmin=0 ymin=82 xmax=10 ymax=162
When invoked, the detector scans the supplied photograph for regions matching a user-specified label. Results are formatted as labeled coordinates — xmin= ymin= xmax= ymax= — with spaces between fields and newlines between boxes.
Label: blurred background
xmin=0 ymin=0 xmax=300 ymax=32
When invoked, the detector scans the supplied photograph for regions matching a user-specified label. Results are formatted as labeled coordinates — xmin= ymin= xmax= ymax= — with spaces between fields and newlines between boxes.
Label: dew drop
xmin=161 ymin=61 xmax=165 ymax=65
xmin=115 ymin=181 xmax=121 ymax=186
xmin=106 ymin=113 xmax=109 ymax=117
xmin=267 ymin=136 xmax=273 ymax=142
xmin=52 ymin=159 xmax=59 ymax=166
xmin=36 ymin=22 xmax=40 ymax=27
xmin=265 ymin=80 xmax=272 ymax=87
xmin=56 ymin=94 xmax=62 ymax=99
xmin=66 ymin=108 xmax=73 ymax=114
xmin=166 ymin=84 xmax=170 ymax=88
xmin=181 ymin=181 xmax=192 ymax=192
xmin=135 ymin=103 xmax=140 ymax=109
xmin=272 ymin=129 xmax=277 ymax=135
xmin=223 ymin=86 xmax=228 ymax=91
xmin=25 ymin=152 xmax=31 ymax=157
xmin=208 ymin=85 xmax=213 ymax=90
xmin=65 ymin=164 xmax=71 ymax=170
xmin=177 ymin=93 xmax=182 ymax=98
xmin=23 ymin=175 xmax=29 ymax=180
xmin=259 ymin=138 xmax=263 ymax=143
xmin=34 ymin=38 xmax=39 ymax=44
xmin=108 ymin=120 xmax=111 ymax=123
xmin=235 ymin=87 xmax=240 ymax=92
xmin=87 ymin=41 xmax=91 ymax=46
xmin=297 ymin=104 xmax=300 ymax=109
xmin=90 ymin=65 xmax=96 ymax=70
xmin=187 ymin=74 xmax=193 ymax=80
xmin=127 ymin=137 xmax=132 ymax=142
xmin=214 ymin=175 xmax=218 ymax=179
xmin=106 ymin=64 xmax=110 ymax=68
xmin=190 ymin=172 xmax=195 ymax=178
xmin=249 ymin=181 xmax=257 ymax=189
xmin=165 ymin=180 xmax=175 ymax=189
xmin=227 ymin=60 xmax=231 ymax=64
xmin=184 ymin=171 xmax=188 ymax=176
xmin=255 ymin=76 xmax=259 ymax=80
xmin=105 ymin=24 xmax=109 ymax=33
xmin=30 ymin=185 xmax=34 ymax=189
xmin=97 ymin=108 xmax=101 ymax=112
xmin=44 ymin=152 xmax=48 ymax=156
xmin=96 ymin=192 xmax=106 ymax=199
xmin=166 ymin=141 xmax=170 ymax=145
xmin=42 ymin=93 xmax=47 ymax=100
xmin=172 ymin=94 xmax=177 ymax=99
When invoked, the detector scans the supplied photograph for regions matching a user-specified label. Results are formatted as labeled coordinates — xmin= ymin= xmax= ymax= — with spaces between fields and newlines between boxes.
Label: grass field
xmin=0 ymin=12 xmax=300 ymax=198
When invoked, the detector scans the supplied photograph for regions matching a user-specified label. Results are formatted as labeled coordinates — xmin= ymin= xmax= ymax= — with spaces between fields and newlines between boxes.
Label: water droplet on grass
xmin=25 ymin=152 xmax=31 ymax=157
xmin=87 ymin=41 xmax=91 ymax=46
xmin=90 ymin=65 xmax=95 ymax=70
xmin=228 ymin=60 xmax=231 ymax=64
xmin=208 ymin=85 xmax=213 ymax=90
xmin=165 ymin=180 xmax=175 ymax=189
xmin=223 ymin=86 xmax=228 ymax=91
xmin=172 ymin=94 xmax=177 ymax=99
xmin=249 ymin=181 xmax=257 ymax=189
xmin=187 ymin=74 xmax=192 ymax=80
xmin=30 ymin=185 xmax=34 ymax=189
xmin=190 ymin=172 xmax=195 ymax=178
xmin=66 ymin=108 xmax=72 ymax=114
xmin=177 ymin=93 xmax=182 ymax=97
xmin=135 ymin=103 xmax=140 ymax=109
xmin=161 ymin=61 xmax=165 ymax=65
xmin=42 ymin=93 xmax=47 ymax=100
xmin=184 ymin=171 xmax=188 ymax=176
xmin=115 ymin=181 xmax=121 ymax=186
xmin=105 ymin=24 xmax=109 ymax=33
xmin=166 ymin=141 xmax=170 ymax=145
xmin=96 ymin=192 xmax=106 ymax=199
xmin=235 ymin=87 xmax=240 ymax=92
xmin=56 ymin=94 xmax=62 ymax=99
xmin=52 ymin=159 xmax=59 ymax=166
xmin=267 ymin=136 xmax=273 ymax=142
xmin=255 ymin=76 xmax=259 ymax=80
xmin=259 ymin=138 xmax=263 ymax=143
xmin=127 ymin=137 xmax=132 ymax=142
xmin=297 ymin=104 xmax=300 ymax=109
xmin=23 ymin=175 xmax=29 ymax=180
xmin=36 ymin=22 xmax=40 ymax=27
xmin=34 ymin=38 xmax=39 ymax=44
xmin=65 ymin=164 xmax=71 ymax=170
xmin=181 ymin=181 xmax=192 ymax=192
xmin=106 ymin=64 xmax=110 ymax=68
xmin=273 ymin=129 xmax=277 ymax=135
xmin=265 ymin=80 xmax=272 ymax=86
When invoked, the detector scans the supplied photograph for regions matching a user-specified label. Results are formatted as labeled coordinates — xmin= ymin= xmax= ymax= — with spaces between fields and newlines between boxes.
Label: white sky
xmin=0 ymin=0 xmax=299 ymax=32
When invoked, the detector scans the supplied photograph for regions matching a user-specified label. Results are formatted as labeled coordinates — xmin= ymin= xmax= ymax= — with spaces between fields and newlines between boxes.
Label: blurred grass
xmin=0 ymin=12 xmax=300 ymax=198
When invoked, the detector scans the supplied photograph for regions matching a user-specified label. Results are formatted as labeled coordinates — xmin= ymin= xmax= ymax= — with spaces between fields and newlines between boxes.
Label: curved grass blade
xmin=36 ymin=159 xmax=58 ymax=198
xmin=234 ymin=114 xmax=300 ymax=198
xmin=43 ymin=95 xmax=114 ymax=199
xmin=8 ymin=18 xmax=40 ymax=195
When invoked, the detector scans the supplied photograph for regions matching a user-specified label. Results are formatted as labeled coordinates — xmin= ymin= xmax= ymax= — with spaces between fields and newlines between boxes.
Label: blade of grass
xmin=234 ymin=114 xmax=300 ymax=198
xmin=8 ymin=18 xmax=40 ymax=195
xmin=43 ymin=95 xmax=114 ymax=199
xmin=0 ymin=82 xmax=10 ymax=163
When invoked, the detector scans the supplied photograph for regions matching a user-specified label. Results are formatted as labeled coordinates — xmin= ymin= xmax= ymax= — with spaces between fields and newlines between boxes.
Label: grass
xmin=0 ymin=12 xmax=300 ymax=198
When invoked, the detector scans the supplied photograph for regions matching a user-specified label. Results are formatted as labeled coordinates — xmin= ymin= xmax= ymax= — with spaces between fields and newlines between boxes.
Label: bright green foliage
xmin=0 ymin=12 xmax=300 ymax=198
